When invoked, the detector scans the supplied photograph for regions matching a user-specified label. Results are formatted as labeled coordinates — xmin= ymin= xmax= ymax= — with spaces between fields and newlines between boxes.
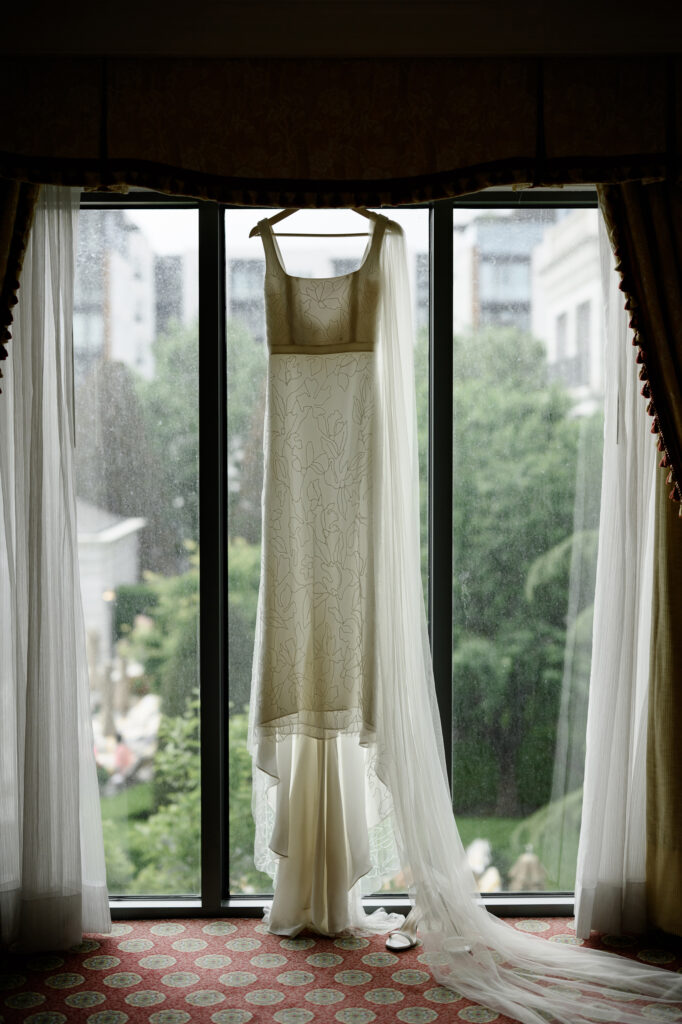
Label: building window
xmin=228 ymin=258 xmax=266 ymax=345
xmin=331 ymin=257 xmax=360 ymax=277
xmin=576 ymin=300 xmax=591 ymax=387
xmin=74 ymin=203 xmax=200 ymax=898
xmin=556 ymin=311 xmax=568 ymax=361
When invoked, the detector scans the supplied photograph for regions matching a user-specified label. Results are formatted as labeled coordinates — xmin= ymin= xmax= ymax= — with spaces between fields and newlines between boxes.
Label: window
xmin=76 ymin=190 xmax=601 ymax=913
xmin=74 ymin=203 xmax=200 ymax=898
xmin=556 ymin=311 xmax=568 ymax=361
xmin=451 ymin=205 xmax=603 ymax=895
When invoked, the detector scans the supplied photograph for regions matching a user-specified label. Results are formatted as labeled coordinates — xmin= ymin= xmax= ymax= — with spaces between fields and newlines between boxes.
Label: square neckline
xmin=263 ymin=216 xmax=384 ymax=283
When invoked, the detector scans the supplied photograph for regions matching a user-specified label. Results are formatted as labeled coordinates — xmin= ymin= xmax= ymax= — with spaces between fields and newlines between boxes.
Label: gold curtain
xmin=598 ymin=183 xmax=682 ymax=507
xmin=648 ymin=469 xmax=682 ymax=935
xmin=599 ymin=182 xmax=682 ymax=933
xmin=0 ymin=180 xmax=40 ymax=391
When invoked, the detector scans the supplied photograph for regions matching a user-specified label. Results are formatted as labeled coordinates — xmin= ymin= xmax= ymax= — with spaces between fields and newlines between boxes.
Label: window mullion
xmin=198 ymin=201 xmax=226 ymax=912
xmin=429 ymin=201 xmax=454 ymax=791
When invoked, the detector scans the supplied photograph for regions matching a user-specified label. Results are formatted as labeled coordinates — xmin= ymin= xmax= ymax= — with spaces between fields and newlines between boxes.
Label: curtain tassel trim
xmin=0 ymin=294 xmax=18 ymax=379
xmin=612 ymin=256 xmax=682 ymax=512
xmin=0 ymin=182 xmax=40 ymax=394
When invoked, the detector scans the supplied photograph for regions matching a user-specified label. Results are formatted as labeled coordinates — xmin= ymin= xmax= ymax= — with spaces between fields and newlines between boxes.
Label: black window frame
xmin=79 ymin=188 xmax=598 ymax=920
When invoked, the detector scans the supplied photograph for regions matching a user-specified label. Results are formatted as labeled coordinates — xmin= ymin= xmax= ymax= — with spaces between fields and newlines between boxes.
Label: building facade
xmin=531 ymin=208 xmax=604 ymax=406
xmin=74 ymin=210 xmax=157 ymax=382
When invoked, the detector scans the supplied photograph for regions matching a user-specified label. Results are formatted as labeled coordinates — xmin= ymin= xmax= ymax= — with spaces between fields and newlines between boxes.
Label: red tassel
xmin=641 ymin=383 xmax=651 ymax=399
xmin=651 ymin=418 xmax=660 ymax=434
xmin=647 ymin=400 xmax=655 ymax=417
xmin=636 ymin=349 xmax=645 ymax=363
xmin=639 ymin=366 xmax=648 ymax=381
xmin=660 ymin=454 xmax=670 ymax=468
xmin=657 ymin=438 xmax=666 ymax=452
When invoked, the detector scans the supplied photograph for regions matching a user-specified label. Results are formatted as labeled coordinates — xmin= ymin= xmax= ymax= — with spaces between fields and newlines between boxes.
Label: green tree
xmin=136 ymin=320 xmax=200 ymax=574
xmin=129 ymin=693 xmax=201 ymax=895
xmin=227 ymin=320 xmax=267 ymax=543
xmin=126 ymin=550 xmax=199 ymax=718
xmin=103 ymin=322 xmax=604 ymax=893
xmin=449 ymin=327 xmax=603 ymax=818
xmin=228 ymin=538 xmax=261 ymax=712
xmin=75 ymin=359 xmax=154 ymax=521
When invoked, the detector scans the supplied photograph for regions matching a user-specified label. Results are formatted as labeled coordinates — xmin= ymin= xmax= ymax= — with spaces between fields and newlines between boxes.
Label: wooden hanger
xmin=248 ymin=207 xmax=379 ymax=239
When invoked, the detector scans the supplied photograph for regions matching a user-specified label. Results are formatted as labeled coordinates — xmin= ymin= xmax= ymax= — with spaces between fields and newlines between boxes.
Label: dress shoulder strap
xmin=364 ymin=214 xmax=389 ymax=271
xmin=257 ymin=219 xmax=284 ymax=275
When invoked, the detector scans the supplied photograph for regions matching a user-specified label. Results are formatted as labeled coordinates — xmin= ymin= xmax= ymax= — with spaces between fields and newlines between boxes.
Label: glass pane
xmin=74 ymin=206 xmax=200 ymax=896
xmin=451 ymin=206 xmax=603 ymax=893
xmin=226 ymin=208 xmax=429 ymax=895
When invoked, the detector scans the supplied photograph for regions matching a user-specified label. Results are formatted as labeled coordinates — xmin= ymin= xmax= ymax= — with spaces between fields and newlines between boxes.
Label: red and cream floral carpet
xmin=2 ymin=918 xmax=682 ymax=1024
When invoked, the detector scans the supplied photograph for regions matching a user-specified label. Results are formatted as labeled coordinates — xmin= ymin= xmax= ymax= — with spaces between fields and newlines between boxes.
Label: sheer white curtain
xmin=0 ymin=186 xmax=110 ymax=951
xmin=574 ymin=213 xmax=658 ymax=937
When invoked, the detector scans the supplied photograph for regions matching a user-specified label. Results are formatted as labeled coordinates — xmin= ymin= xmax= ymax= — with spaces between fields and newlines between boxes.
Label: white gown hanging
xmin=249 ymin=214 xmax=401 ymax=936
xmin=248 ymin=213 xmax=682 ymax=1023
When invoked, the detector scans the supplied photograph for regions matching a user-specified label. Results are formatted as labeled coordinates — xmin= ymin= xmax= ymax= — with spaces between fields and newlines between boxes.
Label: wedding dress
xmin=249 ymin=213 xmax=402 ymax=936
xmin=248 ymin=211 xmax=682 ymax=1023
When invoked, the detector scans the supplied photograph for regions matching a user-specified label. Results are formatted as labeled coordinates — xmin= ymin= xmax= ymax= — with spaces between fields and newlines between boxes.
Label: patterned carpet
xmin=2 ymin=917 xmax=682 ymax=1024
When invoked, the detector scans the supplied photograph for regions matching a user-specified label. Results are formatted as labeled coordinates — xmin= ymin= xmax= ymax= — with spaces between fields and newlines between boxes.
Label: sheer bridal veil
xmin=373 ymin=222 xmax=682 ymax=1023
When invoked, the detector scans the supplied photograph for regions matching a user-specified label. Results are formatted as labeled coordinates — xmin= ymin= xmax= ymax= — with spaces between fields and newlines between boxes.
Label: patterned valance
xmin=0 ymin=55 xmax=680 ymax=207
xmin=1 ymin=55 xmax=680 ymax=380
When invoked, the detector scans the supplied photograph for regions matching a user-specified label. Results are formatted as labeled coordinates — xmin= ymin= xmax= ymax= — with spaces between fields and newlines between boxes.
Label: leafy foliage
xmin=113 ymin=583 xmax=158 ymax=641
xmin=448 ymin=328 xmax=603 ymax=818
xmin=228 ymin=538 xmax=262 ymax=712
xmin=130 ymin=693 xmax=201 ymax=895
xmin=227 ymin=321 xmax=267 ymax=544
xmin=101 ymin=694 xmax=201 ymax=895
xmin=126 ymin=550 xmax=199 ymax=718
xmin=136 ymin=320 xmax=199 ymax=574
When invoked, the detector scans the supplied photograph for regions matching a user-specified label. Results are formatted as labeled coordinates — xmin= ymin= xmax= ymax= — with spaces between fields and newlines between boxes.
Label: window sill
xmin=110 ymin=895 xmax=575 ymax=920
